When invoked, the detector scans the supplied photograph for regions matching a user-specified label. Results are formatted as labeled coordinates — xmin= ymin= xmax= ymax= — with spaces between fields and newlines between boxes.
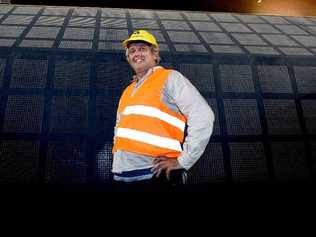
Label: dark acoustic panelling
xmin=0 ymin=5 xmax=316 ymax=188
xmin=0 ymin=140 xmax=40 ymax=183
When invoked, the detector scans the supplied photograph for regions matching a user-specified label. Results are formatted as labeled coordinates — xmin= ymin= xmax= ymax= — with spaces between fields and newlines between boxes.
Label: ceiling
xmin=10 ymin=0 xmax=316 ymax=16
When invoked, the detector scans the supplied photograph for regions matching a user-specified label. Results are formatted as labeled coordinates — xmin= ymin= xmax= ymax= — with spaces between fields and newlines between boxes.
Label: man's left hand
xmin=151 ymin=157 xmax=182 ymax=180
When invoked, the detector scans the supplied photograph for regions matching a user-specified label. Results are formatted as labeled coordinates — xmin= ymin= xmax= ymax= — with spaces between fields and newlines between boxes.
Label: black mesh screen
xmin=0 ymin=5 xmax=315 ymax=187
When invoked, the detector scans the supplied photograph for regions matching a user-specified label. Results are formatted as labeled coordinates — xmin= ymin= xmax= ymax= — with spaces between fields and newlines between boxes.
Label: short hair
xmin=125 ymin=44 xmax=161 ymax=64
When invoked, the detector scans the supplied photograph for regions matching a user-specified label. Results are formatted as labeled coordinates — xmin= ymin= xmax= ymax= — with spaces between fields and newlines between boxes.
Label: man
xmin=112 ymin=30 xmax=214 ymax=191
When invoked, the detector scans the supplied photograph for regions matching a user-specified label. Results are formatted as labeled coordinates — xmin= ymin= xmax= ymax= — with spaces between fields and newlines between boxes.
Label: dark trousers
xmin=112 ymin=170 xmax=187 ymax=192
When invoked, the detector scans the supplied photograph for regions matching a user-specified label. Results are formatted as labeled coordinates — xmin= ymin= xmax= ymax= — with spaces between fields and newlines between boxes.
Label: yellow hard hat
xmin=122 ymin=30 xmax=159 ymax=49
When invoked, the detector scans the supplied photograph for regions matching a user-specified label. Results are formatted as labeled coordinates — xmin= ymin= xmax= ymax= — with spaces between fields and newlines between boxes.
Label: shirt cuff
xmin=177 ymin=152 xmax=195 ymax=170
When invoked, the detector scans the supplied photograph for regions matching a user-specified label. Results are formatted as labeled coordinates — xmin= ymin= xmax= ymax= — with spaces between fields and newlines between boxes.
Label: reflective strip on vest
xmin=122 ymin=105 xmax=185 ymax=132
xmin=116 ymin=128 xmax=183 ymax=152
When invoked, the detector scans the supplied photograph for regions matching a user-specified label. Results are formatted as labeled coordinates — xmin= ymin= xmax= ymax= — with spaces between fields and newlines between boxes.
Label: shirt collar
xmin=132 ymin=66 xmax=162 ymax=83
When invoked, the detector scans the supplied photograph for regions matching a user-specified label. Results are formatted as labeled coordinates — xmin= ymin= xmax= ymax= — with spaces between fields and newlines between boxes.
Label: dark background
xmin=10 ymin=0 xmax=316 ymax=16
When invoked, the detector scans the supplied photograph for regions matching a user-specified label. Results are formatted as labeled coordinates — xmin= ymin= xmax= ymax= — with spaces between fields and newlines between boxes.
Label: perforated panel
xmin=3 ymin=96 xmax=44 ymax=133
xmin=271 ymin=142 xmax=310 ymax=182
xmin=96 ymin=142 xmax=113 ymax=181
xmin=49 ymin=96 xmax=88 ymax=134
xmin=0 ymin=140 xmax=40 ymax=184
xmin=220 ymin=65 xmax=255 ymax=93
xmin=0 ymin=58 xmax=6 ymax=87
xmin=10 ymin=59 xmax=47 ymax=88
xmin=230 ymin=142 xmax=268 ymax=182
xmin=294 ymin=66 xmax=316 ymax=94
xmin=206 ymin=98 xmax=220 ymax=136
xmin=54 ymin=60 xmax=90 ymax=89
xmin=264 ymin=99 xmax=301 ymax=135
xmin=96 ymin=94 xmax=119 ymax=136
xmin=96 ymin=61 xmax=131 ymax=91
xmin=188 ymin=142 xmax=225 ymax=184
xmin=177 ymin=63 xmax=215 ymax=93
xmin=224 ymin=99 xmax=262 ymax=135
xmin=301 ymin=100 xmax=316 ymax=134
xmin=45 ymin=140 xmax=87 ymax=184
xmin=257 ymin=65 xmax=292 ymax=93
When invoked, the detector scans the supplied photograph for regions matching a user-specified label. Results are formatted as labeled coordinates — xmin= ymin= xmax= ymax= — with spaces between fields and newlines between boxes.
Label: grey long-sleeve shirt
xmin=112 ymin=66 xmax=214 ymax=176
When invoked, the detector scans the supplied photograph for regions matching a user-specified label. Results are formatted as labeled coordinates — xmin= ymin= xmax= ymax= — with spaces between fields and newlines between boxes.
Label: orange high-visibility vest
xmin=112 ymin=67 xmax=187 ymax=158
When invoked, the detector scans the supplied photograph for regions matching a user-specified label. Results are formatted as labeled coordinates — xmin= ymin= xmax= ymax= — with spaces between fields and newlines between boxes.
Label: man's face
xmin=127 ymin=42 xmax=158 ymax=73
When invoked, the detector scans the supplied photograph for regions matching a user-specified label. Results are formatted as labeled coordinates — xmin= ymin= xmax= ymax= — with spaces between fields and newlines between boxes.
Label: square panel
xmin=58 ymin=40 xmax=92 ymax=49
xmin=96 ymin=142 xmax=113 ymax=182
xmin=45 ymin=140 xmax=87 ymax=184
xmin=26 ymin=27 xmax=61 ymax=39
xmin=131 ymin=19 xmax=160 ymax=29
xmin=10 ymin=59 xmax=47 ymax=88
xmin=291 ymin=35 xmax=316 ymax=47
xmin=247 ymin=24 xmax=281 ymax=34
xmin=271 ymin=142 xmax=310 ymax=182
xmin=96 ymin=61 xmax=132 ymax=91
xmin=260 ymin=16 xmax=290 ymax=24
xmin=232 ymin=33 xmax=267 ymax=45
xmin=0 ymin=140 xmax=40 ymax=183
xmin=156 ymin=11 xmax=183 ymax=20
xmin=188 ymin=143 xmax=225 ymax=184
xmin=220 ymin=23 xmax=252 ymax=33
xmin=220 ymin=65 xmax=255 ymax=93
xmin=200 ymin=32 xmax=234 ymax=44
xmin=0 ymin=39 xmax=16 ymax=47
xmin=294 ymin=66 xmax=316 ymax=94
xmin=19 ymin=40 xmax=54 ymax=48
xmin=42 ymin=7 xmax=70 ymax=16
xmin=0 ymin=5 xmax=13 ymax=14
xmin=54 ymin=60 xmax=90 ymax=89
xmin=148 ymin=30 xmax=166 ymax=42
xmin=0 ymin=58 xmax=6 ymax=87
xmin=129 ymin=9 xmax=155 ymax=19
xmin=177 ymin=63 xmax=215 ymax=93
xmin=100 ymin=18 xmax=127 ymax=29
xmin=264 ymin=99 xmax=301 ymax=135
xmin=285 ymin=17 xmax=314 ymax=25
xmin=235 ymin=15 xmax=265 ymax=23
xmin=167 ymin=31 xmax=200 ymax=43
xmin=210 ymin=45 xmax=244 ymax=54
xmin=257 ymin=65 xmax=292 ymax=93
xmin=262 ymin=34 xmax=299 ymax=46
xmin=49 ymin=96 xmax=88 ymax=134
xmin=12 ymin=6 xmax=41 ymax=14
xmin=68 ymin=17 xmax=96 ymax=27
xmin=99 ymin=29 xmax=128 ymax=41
xmin=63 ymin=28 xmax=95 ymax=40
xmin=183 ymin=12 xmax=210 ymax=21
xmin=275 ymin=24 xmax=309 ymax=35
xmin=230 ymin=142 xmax=268 ymax=182
xmin=209 ymin=13 xmax=239 ymax=22
xmin=174 ymin=44 xmax=208 ymax=53
xmin=98 ymin=41 xmax=124 ymax=50
xmin=206 ymin=98 xmax=220 ymax=136
xmin=3 ymin=96 xmax=44 ymax=133
xmin=278 ymin=47 xmax=313 ymax=56
xmin=101 ymin=8 xmax=126 ymax=18
xmin=191 ymin=22 xmax=221 ymax=32
xmin=2 ymin=15 xmax=35 ymax=25
xmin=245 ymin=46 xmax=280 ymax=55
xmin=72 ymin=7 xmax=97 ymax=17
xmin=0 ymin=26 xmax=26 ymax=37
xmin=224 ymin=99 xmax=262 ymax=135
xmin=35 ymin=16 xmax=65 ymax=26
xmin=96 ymin=94 xmax=120 ymax=135
xmin=161 ymin=20 xmax=191 ymax=30
xmin=301 ymin=100 xmax=316 ymax=135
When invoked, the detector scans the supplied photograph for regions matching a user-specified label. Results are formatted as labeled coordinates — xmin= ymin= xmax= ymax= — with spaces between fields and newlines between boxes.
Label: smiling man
xmin=111 ymin=30 xmax=214 ymax=192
